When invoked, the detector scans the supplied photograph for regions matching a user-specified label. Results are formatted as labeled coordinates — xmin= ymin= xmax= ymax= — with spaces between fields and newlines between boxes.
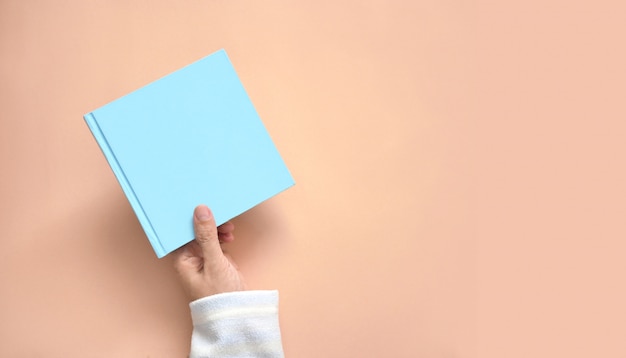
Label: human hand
xmin=172 ymin=205 xmax=246 ymax=301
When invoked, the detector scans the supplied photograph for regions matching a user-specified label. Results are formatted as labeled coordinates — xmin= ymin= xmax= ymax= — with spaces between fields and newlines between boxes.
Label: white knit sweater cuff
xmin=189 ymin=290 xmax=284 ymax=358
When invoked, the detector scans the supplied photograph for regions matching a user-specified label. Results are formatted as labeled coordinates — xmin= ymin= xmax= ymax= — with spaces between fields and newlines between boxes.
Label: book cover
xmin=84 ymin=49 xmax=294 ymax=258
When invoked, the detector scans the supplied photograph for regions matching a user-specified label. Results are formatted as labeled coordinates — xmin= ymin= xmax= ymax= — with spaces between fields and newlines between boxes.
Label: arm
xmin=172 ymin=205 xmax=284 ymax=358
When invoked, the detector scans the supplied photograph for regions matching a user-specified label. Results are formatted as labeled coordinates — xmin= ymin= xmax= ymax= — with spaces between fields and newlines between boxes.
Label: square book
xmin=84 ymin=49 xmax=294 ymax=258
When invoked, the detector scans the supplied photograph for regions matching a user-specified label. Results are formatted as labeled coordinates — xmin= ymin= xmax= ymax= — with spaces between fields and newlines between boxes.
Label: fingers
xmin=217 ymin=221 xmax=234 ymax=234
xmin=171 ymin=244 xmax=189 ymax=274
xmin=193 ymin=205 xmax=226 ymax=265
xmin=218 ymin=221 xmax=235 ymax=243
xmin=171 ymin=206 xmax=248 ymax=301
xmin=172 ymin=206 xmax=244 ymax=301
xmin=171 ymin=242 xmax=203 ymax=295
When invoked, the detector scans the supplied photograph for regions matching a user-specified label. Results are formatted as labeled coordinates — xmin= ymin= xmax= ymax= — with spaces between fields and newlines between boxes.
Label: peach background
xmin=1 ymin=1 xmax=625 ymax=357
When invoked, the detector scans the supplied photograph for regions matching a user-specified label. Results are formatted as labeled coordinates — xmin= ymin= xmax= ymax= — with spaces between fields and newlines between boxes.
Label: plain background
xmin=1 ymin=1 xmax=624 ymax=357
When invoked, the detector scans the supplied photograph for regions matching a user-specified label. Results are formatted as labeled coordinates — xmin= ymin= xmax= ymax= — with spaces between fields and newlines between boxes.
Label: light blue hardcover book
xmin=84 ymin=49 xmax=294 ymax=258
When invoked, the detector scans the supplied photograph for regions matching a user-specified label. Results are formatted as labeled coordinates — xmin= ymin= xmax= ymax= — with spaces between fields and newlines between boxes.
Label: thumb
xmin=193 ymin=205 xmax=224 ymax=265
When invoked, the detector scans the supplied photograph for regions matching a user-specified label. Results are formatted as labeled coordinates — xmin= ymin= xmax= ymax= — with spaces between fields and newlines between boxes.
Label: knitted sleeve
xmin=189 ymin=290 xmax=285 ymax=358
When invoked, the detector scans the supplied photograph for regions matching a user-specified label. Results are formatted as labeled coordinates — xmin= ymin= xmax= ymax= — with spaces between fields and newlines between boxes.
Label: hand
xmin=172 ymin=205 xmax=246 ymax=301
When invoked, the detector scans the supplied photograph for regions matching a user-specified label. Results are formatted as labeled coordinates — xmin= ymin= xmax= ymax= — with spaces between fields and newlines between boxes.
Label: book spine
xmin=83 ymin=112 xmax=166 ymax=258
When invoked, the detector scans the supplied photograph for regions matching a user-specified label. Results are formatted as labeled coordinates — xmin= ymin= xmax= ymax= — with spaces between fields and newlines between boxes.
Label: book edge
xmin=83 ymin=112 xmax=167 ymax=258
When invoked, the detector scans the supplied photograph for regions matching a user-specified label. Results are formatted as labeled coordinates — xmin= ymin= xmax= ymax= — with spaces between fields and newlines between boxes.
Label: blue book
xmin=84 ymin=49 xmax=294 ymax=258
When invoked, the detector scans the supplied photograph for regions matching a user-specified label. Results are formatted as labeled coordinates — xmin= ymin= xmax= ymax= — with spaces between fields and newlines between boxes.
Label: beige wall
xmin=1 ymin=1 xmax=625 ymax=357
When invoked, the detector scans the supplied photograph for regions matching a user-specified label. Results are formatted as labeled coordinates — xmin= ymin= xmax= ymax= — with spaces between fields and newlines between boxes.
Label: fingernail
xmin=195 ymin=205 xmax=211 ymax=222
